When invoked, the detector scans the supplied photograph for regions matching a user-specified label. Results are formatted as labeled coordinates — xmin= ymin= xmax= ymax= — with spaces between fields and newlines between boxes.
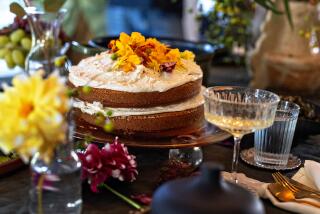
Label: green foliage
xmin=10 ymin=0 xmax=66 ymax=15
xmin=9 ymin=2 xmax=26 ymax=18
xmin=254 ymin=0 xmax=293 ymax=28
xmin=204 ymin=0 xmax=255 ymax=49
xmin=204 ymin=0 xmax=294 ymax=49
xmin=43 ymin=0 xmax=67 ymax=13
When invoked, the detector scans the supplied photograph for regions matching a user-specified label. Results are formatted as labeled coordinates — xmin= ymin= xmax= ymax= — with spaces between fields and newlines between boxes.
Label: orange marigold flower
xmin=119 ymin=32 xmax=131 ymax=44
xmin=131 ymin=32 xmax=145 ymax=46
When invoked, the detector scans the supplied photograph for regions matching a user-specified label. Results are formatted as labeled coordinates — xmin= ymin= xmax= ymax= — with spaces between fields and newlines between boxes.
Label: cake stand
xmin=74 ymin=118 xmax=231 ymax=166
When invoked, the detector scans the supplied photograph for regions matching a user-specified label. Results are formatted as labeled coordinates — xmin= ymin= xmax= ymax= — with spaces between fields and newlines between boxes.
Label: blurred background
xmin=1 ymin=0 xmax=320 ymax=97
xmin=0 ymin=0 xmax=210 ymax=41
xmin=1 ymin=0 xmax=235 ymax=87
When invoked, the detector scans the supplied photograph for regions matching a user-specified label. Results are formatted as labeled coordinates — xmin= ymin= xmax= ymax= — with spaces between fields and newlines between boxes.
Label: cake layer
xmin=74 ymin=105 xmax=204 ymax=133
xmin=69 ymin=52 xmax=203 ymax=93
xmin=70 ymin=79 xmax=202 ymax=108
xmin=75 ymin=116 xmax=204 ymax=139
xmin=73 ymin=89 xmax=204 ymax=117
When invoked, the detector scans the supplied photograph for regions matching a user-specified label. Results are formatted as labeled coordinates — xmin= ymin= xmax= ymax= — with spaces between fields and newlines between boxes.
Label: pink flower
xmin=77 ymin=137 xmax=138 ymax=192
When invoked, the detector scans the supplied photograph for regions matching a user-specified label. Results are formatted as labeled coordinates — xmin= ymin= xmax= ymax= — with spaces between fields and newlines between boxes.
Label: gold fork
xmin=268 ymin=183 xmax=320 ymax=208
xmin=272 ymin=172 xmax=320 ymax=200
xmin=275 ymin=172 xmax=320 ymax=195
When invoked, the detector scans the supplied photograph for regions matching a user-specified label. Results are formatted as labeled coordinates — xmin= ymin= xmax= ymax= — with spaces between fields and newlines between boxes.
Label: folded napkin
xmin=222 ymin=160 xmax=320 ymax=214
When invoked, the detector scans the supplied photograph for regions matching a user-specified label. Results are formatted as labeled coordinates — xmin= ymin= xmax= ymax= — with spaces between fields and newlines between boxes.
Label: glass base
xmin=254 ymin=160 xmax=288 ymax=168
xmin=254 ymin=151 xmax=289 ymax=167
xmin=168 ymin=147 xmax=203 ymax=167
xmin=240 ymin=148 xmax=301 ymax=170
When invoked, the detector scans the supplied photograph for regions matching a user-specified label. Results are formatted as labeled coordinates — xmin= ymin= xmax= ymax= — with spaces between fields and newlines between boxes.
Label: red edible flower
xmin=160 ymin=62 xmax=176 ymax=73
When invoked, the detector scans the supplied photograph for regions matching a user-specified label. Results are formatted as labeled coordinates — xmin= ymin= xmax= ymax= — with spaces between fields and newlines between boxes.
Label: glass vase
xmin=25 ymin=7 xmax=68 ymax=77
xmin=28 ymin=113 xmax=82 ymax=214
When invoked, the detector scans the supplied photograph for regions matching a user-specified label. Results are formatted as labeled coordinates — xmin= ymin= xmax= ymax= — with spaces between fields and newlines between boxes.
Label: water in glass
xmin=254 ymin=101 xmax=300 ymax=167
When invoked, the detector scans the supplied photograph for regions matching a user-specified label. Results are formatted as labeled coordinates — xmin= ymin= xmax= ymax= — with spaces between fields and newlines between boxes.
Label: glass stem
xmin=232 ymin=135 xmax=242 ymax=183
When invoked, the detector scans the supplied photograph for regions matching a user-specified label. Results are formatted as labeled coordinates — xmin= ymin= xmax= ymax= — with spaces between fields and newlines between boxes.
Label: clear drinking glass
xmin=28 ymin=111 xmax=82 ymax=214
xmin=204 ymin=86 xmax=279 ymax=183
xmin=25 ymin=7 xmax=68 ymax=77
xmin=254 ymin=101 xmax=300 ymax=167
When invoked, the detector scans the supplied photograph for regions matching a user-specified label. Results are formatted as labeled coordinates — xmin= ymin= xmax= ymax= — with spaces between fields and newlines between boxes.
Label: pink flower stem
xmin=99 ymin=183 xmax=142 ymax=210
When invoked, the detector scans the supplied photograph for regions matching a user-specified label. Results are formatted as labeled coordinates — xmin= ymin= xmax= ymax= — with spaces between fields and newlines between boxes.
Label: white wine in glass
xmin=204 ymin=86 xmax=279 ymax=183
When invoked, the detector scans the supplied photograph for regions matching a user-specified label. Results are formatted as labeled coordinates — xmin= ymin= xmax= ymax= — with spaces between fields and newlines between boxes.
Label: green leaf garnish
xmin=111 ymin=53 xmax=118 ymax=60
xmin=106 ymin=110 xmax=113 ymax=117
xmin=283 ymin=0 xmax=293 ymax=29
xmin=254 ymin=0 xmax=282 ymax=15
xmin=43 ymin=0 xmax=66 ymax=13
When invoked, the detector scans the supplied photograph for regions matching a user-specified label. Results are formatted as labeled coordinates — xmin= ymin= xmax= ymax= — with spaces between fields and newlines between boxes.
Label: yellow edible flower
xmin=180 ymin=50 xmax=195 ymax=61
xmin=114 ymin=42 xmax=141 ymax=72
xmin=119 ymin=32 xmax=145 ymax=47
xmin=0 ymin=71 xmax=70 ymax=163
xmin=130 ymin=32 xmax=145 ymax=46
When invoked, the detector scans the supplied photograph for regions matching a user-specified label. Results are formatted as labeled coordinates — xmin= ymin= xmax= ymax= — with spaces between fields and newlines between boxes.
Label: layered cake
xmin=69 ymin=32 xmax=204 ymax=137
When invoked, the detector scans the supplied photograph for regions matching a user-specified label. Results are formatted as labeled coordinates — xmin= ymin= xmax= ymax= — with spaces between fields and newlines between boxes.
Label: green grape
xmin=10 ymin=29 xmax=25 ymax=43
xmin=81 ymin=85 xmax=92 ymax=94
xmin=12 ymin=49 xmax=25 ymax=67
xmin=5 ymin=42 xmax=16 ymax=50
xmin=0 ymin=48 xmax=8 ymax=58
xmin=0 ymin=36 xmax=9 ymax=48
xmin=5 ymin=51 xmax=15 ymax=68
xmin=103 ymin=121 xmax=113 ymax=132
xmin=20 ymin=37 xmax=32 ymax=50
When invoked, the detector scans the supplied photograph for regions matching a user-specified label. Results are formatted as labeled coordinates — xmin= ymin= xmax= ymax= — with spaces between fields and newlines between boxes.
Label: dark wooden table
xmin=1 ymin=65 xmax=319 ymax=213
xmin=2 ymin=133 xmax=312 ymax=214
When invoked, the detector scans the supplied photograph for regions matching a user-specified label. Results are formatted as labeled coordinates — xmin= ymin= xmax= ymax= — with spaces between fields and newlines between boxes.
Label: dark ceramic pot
xmin=151 ymin=163 xmax=265 ymax=214
xmin=71 ymin=36 xmax=220 ymax=86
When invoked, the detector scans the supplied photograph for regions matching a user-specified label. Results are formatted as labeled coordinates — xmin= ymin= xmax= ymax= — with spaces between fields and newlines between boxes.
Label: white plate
xmin=0 ymin=60 xmax=24 ymax=85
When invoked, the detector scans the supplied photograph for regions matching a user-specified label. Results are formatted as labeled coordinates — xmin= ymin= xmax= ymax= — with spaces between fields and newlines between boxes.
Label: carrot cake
xmin=69 ymin=32 xmax=204 ymax=137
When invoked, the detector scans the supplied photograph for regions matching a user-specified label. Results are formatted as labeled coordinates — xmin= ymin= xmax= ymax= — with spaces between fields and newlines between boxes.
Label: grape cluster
xmin=0 ymin=17 xmax=31 ymax=69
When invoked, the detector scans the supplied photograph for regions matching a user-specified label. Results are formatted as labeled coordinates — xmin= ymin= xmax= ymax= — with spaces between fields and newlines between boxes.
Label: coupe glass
xmin=204 ymin=86 xmax=279 ymax=183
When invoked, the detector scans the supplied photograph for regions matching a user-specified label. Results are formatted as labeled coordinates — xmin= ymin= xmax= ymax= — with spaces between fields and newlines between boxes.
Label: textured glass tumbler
xmin=254 ymin=101 xmax=300 ymax=167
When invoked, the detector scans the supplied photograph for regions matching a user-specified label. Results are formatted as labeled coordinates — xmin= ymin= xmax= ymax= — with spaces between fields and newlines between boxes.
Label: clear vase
xmin=28 ymin=113 xmax=82 ymax=214
xmin=25 ymin=8 xmax=68 ymax=77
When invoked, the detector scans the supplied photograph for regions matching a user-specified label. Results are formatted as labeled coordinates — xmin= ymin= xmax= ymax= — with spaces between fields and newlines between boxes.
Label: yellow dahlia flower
xmin=0 ymin=71 xmax=70 ymax=163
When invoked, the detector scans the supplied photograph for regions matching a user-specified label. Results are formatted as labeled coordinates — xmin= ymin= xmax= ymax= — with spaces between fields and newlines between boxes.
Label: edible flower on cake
xmin=108 ymin=32 xmax=195 ymax=72
xmin=69 ymin=32 xmax=202 ymax=93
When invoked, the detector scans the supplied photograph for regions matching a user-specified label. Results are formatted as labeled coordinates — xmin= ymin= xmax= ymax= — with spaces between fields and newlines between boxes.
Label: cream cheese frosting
xmin=73 ymin=91 xmax=204 ymax=117
xmin=69 ymin=52 xmax=203 ymax=93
